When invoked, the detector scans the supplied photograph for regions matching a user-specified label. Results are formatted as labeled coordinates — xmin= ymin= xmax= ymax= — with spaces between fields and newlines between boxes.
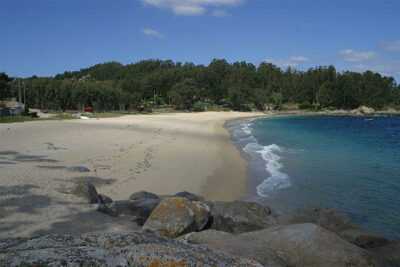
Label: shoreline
xmin=0 ymin=111 xmax=267 ymax=237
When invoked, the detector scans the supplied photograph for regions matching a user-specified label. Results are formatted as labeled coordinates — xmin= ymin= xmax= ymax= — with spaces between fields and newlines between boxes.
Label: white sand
xmin=0 ymin=111 xmax=265 ymax=237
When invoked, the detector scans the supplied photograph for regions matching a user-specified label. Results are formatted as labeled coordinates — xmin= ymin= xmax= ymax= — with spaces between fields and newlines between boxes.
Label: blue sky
xmin=1 ymin=0 xmax=399 ymax=82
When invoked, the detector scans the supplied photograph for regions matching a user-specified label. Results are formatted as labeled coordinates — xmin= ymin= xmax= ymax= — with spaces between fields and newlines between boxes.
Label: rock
xmin=143 ymin=197 xmax=212 ymax=238
xmin=264 ymin=206 xmax=400 ymax=263
xmin=0 ymin=232 xmax=262 ymax=266
xmin=72 ymin=181 xmax=98 ymax=204
xmin=350 ymin=108 xmax=363 ymax=116
xmin=179 ymin=230 xmax=288 ymax=267
xmin=98 ymin=194 xmax=113 ymax=204
xmin=129 ymin=190 xmax=159 ymax=201
xmin=97 ymin=202 xmax=118 ymax=217
xmin=190 ymin=201 xmax=211 ymax=231
xmin=65 ymin=166 xmax=90 ymax=173
xmin=97 ymin=193 xmax=118 ymax=217
xmin=143 ymin=197 xmax=195 ymax=238
xmin=174 ymin=191 xmax=206 ymax=202
xmin=109 ymin=198 xmax=160 ymax=225
xmin=240 ymin=223 xmax=396 ymax=267
xmin=359 ymin=106 xmax=375 ymax=115
xmin=210 ymin=201 xmax=271 ymax=234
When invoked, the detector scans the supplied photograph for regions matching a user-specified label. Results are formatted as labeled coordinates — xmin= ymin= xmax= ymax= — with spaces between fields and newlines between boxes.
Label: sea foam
xmin=236 ymin=119 xmax=291 ymax=197
xmin=243 ymin=142 xmax=291 ymax=197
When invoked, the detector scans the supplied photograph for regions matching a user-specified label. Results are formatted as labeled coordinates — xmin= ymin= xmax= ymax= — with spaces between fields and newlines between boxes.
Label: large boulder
xmin=72 ymin=181 xmax=98 ymax=204
xmin=240 ymin=223 xmax=396 ymax=267
xmin=143 ymin=197 xmax=211 ymax=238
xmin=179 ymin=230 xmax=288 ymax=267
xmin=190 ymin=201 xmax=211 ymax=230
xmin=109 ymin=198 xmax=160 ymax=225
xmin=265 ymin=206 xmax=400 ymax=263
xmin=359 ymin=106 xmax=375 ymax=115
xmin=0 ymin=232 xmax=263 ymax=266
xmin=210 ymin=201 xmax=271 ymax=234
xmin=129 ymin=190 xmax=159 ymax=201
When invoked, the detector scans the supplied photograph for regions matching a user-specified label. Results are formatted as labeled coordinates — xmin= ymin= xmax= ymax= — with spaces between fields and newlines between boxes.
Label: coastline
xmin=0 ymin=111 xmax=266 ymax=237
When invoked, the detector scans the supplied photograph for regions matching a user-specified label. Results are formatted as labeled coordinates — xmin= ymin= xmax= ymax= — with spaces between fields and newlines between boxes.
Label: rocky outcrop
xmin=129 ymin=190 xmax=159 ymax=201
xmin=264 ymin=206 xmax=400 ymax=263
xmin=179 ymin=230 xmax=288 ymax=267
xmin=143 ymin=197 xmax=210 ymax=238
xmin=359 ymin=106 xmax=375 ymax=115
xmin=240 ymin=223 xmax=396 ymax=267
xmin=0 ymin=232 xmax=262 ymax=267
xmin=109 ymin=199 xmax=160 ymax=225
xmin=350 ymin=108 xmax=363 ymax=116
xmin=72 ymin=181 xmax=98 ymax=204
xmin=210 ymin=201 xmax=271 ymax=234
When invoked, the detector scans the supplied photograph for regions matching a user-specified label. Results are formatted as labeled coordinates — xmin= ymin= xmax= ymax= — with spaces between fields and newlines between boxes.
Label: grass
xmin=83 ymin=113 xmax=123 ymax=118
xmin=0 ymin=116 xmax=38 ymax=123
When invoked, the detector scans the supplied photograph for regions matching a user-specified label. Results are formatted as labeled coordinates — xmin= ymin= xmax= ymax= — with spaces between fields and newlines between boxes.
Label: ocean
xmin=227 ymin=115 xmax=400 ymax=240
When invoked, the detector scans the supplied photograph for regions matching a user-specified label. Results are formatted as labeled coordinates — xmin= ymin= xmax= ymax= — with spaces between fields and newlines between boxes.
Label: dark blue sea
xmin=227 ymin=115 xmax=400 ymax=240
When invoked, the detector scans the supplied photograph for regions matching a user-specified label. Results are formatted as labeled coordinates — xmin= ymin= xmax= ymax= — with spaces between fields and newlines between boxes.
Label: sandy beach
xmin=0 ymin=111 xmax=265 ymax=237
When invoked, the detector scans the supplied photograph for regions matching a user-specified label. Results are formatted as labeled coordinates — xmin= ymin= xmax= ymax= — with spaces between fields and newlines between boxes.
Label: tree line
xmin=1 ymin=59 xmax=399 ymax=111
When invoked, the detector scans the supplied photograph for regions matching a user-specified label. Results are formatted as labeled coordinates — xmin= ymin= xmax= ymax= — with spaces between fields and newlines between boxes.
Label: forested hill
xmin=1 ymin=59 xmax=399 ymax=111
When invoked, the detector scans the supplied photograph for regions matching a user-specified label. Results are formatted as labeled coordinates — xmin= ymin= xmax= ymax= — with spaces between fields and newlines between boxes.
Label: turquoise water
xmin=227 ymin=115 xmax=400 ymax=240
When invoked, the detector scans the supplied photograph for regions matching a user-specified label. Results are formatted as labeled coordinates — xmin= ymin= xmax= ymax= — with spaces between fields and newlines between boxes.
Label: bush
xmin=298 ymin=103 xmax=317 ymax=110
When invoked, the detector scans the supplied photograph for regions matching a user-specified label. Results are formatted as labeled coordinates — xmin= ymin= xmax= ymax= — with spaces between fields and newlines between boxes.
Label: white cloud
xmin=380 ymin=41 xmax=400 ymax=52
xmin=345 ymin=60 xmax=400 ymax=80
xmin=141 ymin=28 xmax=165 ymax=39
xmin=264 ymin=55 xmax=310 ymax=68
xmin=140 ymin=0 xmax=244 ymax=16
xmin=290 ymin=56 xmax=309 ymax=62
xmin=211 ymin=9 xmax=230 ymax=17
xmin=338 ymin=49 xmax=380 ymax=62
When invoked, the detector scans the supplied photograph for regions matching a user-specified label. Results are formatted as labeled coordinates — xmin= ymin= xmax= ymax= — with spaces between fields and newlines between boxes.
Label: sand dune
xmin=0 ymin=111 xmax=265 ymax=237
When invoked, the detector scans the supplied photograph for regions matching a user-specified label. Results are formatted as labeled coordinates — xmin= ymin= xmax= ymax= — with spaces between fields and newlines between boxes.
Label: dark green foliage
xmin=299 ymin=103 xmax=317 ymax=110
xmin=2 ymin=59 xmax=399 ymax=112
xmin=0 ymin=72 xmax=13 ymax=99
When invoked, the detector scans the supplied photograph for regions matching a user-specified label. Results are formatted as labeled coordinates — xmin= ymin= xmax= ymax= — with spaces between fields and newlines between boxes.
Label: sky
xmin=0 ymin=0 xmax=399 ymax=82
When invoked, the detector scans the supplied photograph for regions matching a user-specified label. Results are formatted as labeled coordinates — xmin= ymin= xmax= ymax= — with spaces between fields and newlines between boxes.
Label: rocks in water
xmin=109 ymin=198 xmax=160 ymax=225
xmin=65 ymin=166 xmax=90 ymax=173
xmin=129 ymin=190 xmax=159 ymax=201
xmin=240 ymin=223 xmax=396 ymax=267
xmin=0 ymin=232 xmax=262 ymax=267
xmin=143 ymin=197 xmax=211 ymax=238
xmin=174 ymin=191 xmax=206 ymax=202
xmin=359 ymin=106 xmax=375 ymax=115
xmin=264 ymin=206 xmax=400 ymax=263
xmin=179 ymin=230 xmax=288 ymax=267
xmin=72 ymin=181 xmax=98 ymax=204
xmin=97 ymin=193 xmax=113 ymax=205
xmin=210 ymin=201 xmax=271 ymax=234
